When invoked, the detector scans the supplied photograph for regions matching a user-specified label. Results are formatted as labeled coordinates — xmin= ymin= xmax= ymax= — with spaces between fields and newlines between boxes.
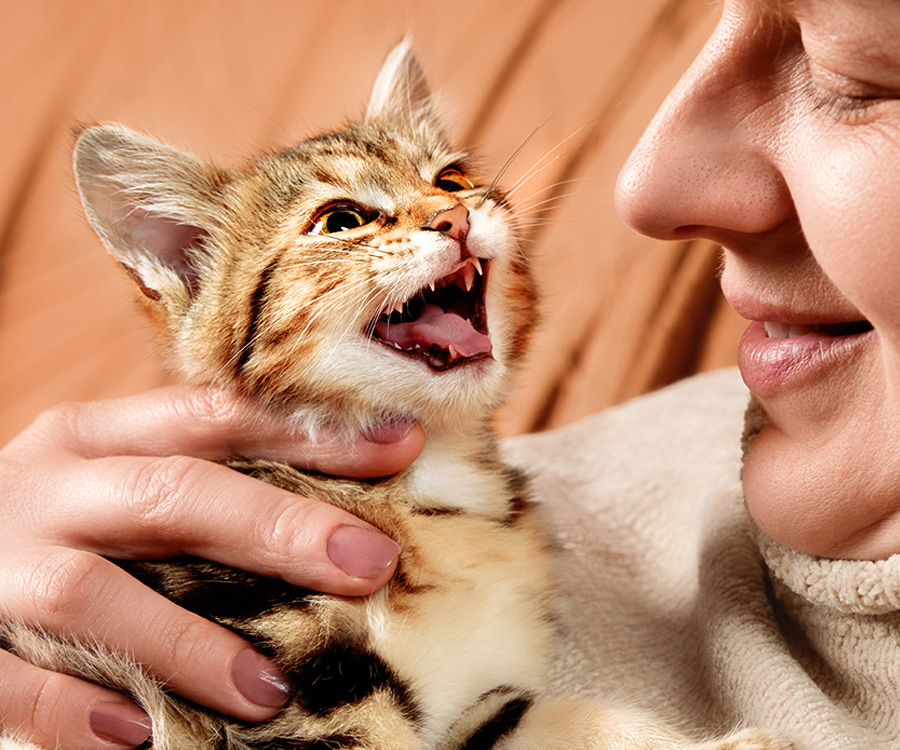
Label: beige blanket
xmin=505 ymin=368 xmax=900 ymax=749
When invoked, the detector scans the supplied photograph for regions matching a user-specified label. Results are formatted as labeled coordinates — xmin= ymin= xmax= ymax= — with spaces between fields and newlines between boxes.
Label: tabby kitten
xmin=3 ymin=42 xmax=791 ymax=750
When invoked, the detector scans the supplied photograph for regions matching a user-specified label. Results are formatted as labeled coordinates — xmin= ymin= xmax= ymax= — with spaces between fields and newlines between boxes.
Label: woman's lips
xmin=738 ymin=319 xmax=874 ymax=396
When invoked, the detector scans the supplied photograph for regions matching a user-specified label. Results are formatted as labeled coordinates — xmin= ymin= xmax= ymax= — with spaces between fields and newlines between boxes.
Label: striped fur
xmin=1 ymin=42 xmax=793 ymax=750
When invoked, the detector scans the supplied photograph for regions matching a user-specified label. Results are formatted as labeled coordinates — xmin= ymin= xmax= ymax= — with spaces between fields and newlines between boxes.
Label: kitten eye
xmin=435 ymin=168 xmax=474 ymax=193
xmin=307 ymin=204 xmax=373 ymax=235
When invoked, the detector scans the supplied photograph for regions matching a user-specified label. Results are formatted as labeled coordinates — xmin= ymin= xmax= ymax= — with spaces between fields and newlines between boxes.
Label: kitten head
xmin=74 ymin=41 xmax=536 ymax=433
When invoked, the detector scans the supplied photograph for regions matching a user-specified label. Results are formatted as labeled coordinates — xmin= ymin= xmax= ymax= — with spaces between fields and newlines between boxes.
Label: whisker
xmin=477 ymin=98 xmax=580 ymax=207
xmin=476 ymin=124 xmax=544 ymax=208
xmin=308 ymin=235 xmax=388 ymax=257
xmin=486 ymin=120 xmax=591 ymax=211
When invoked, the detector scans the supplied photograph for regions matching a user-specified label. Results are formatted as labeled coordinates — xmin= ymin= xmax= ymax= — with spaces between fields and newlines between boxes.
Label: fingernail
xmin=89 ymin=701 xmax=151 ymax=747
xmin=327 ymin=525 xmax=401 ymax=579
xmin=364 ymin=418 xmax=413 ymax=444
xmin=231 ymin=648 xmax=291 ymax=707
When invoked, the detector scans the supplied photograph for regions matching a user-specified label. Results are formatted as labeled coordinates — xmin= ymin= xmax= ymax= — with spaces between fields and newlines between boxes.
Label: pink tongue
xmin=375 ymin=304 xmax=492 ymax=357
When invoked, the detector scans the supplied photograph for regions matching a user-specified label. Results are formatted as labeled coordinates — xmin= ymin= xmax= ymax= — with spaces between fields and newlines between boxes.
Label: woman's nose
xmin=614 ymin=18 xmax=791 ymax=244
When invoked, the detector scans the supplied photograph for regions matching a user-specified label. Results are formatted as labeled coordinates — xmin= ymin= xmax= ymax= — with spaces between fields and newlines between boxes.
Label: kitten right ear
xmin=74 ymin=124 xmax=235 ymax=308
xmin=365 ymin=40 xmax=443 ymax=135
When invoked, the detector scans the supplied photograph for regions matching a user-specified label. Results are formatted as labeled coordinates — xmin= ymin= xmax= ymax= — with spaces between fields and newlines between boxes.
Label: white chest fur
xmin=364 ymin=506 xmax=554 ymax=746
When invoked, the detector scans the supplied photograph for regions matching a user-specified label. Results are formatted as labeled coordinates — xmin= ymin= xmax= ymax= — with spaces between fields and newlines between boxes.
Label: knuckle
xmin=161 ymin=615 xmax=215 ymax=672
xmin=182 ymin=385 xmax=251 ymax=433
xmin=26 ymin=401 xmax=86 ymax=448
xmin=19 ymin=548 xmax=109 ymax=623
xmin=25 ymin=669 xmax=67 ymax=734
xmin=125 ymin=455 xmax=210 ymax=532
xmin=257 ymin=496 xmax=321 ymax=563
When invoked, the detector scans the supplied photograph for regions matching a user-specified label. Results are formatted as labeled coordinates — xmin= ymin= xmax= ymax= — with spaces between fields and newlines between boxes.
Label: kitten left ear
xmin=365 ymin=40 xmax=444 ymax=134
xmin=74 ymin=124 xmax=236 ymax=308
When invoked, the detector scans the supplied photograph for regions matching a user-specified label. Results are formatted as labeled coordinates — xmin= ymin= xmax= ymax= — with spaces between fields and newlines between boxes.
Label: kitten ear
xmin=74 ymin=124 xmax=234 ymax=307
xmin=365 ymin=40 xmax=442 ymax=133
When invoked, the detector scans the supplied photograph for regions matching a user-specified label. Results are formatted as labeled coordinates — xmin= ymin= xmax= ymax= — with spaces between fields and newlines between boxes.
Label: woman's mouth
xmin=762 ymin=320 xmax=873 ymax=340
xmin=739 ymin=318 xmax=874 ymax=395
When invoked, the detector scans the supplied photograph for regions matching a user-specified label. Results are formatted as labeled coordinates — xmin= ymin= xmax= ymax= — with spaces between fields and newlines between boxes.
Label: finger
xmin=28 ymin=386 xmax=425 ymax=478
xmin=0 ymin=645 xmax=151 ymax=750
xmin=0 ymin=547 xmax=292 ymax=723
xmin=53 ymin=455 xmax=401 ymax=595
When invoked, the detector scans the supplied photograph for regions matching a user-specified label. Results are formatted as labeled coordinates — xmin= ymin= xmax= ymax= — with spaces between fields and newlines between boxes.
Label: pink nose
xmin=427 ymin=204 xmax=469 ymax=241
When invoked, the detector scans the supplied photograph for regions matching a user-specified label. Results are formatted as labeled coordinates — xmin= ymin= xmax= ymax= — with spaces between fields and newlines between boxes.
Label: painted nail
xmin=327 ymin=525 xmax=401 ymax=579
xmin=364 ymin=418 xmax=413 ymax=444
xmin=89 ymin=702 xmax=151 ymax=747
xmin=231 ymin=648 xmax=291 ymax=707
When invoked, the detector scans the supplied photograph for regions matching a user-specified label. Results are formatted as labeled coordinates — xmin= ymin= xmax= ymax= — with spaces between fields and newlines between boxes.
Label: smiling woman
xmin=617 ymin=0 xmax=900 ymax=561
xmin=589 ymin=0 xmax=900 ymax=743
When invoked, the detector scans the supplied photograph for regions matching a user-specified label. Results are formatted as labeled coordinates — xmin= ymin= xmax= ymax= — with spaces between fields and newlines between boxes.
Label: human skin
xmin=616 ymin=0 xmax=900 ymax=561
xmin=0 ymin=386 xmax=424 ymax=749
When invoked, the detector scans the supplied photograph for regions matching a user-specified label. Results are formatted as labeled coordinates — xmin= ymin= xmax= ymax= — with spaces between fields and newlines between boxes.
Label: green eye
xmin=435 ymin=168 xmax=474 ymax=193
xmin=307 ymin=204 xmax=372 ymax=235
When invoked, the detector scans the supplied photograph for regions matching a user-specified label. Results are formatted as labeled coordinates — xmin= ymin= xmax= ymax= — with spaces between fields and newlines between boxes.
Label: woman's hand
xmin=0 ymin=386 xmax=424 ymax=750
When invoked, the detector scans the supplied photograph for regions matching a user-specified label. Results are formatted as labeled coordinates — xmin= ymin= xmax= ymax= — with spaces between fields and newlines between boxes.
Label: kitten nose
xmin=427 ymin=205 xmax=469 ymax=242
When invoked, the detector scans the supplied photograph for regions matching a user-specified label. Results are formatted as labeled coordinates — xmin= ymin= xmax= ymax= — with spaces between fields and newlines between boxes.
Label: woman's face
xmin=616 ymin=0 xmax=900 ymax=559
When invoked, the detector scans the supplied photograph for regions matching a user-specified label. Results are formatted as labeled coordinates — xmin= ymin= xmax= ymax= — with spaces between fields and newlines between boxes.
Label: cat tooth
xmin=448 ymin=344 xmax=458 ymax=360
xmin=391 ymin=300 xmax=405 ymax=315
xmin=472 ymin=257 xmax=483 ymax=276
xmin=429 ymin=280 xmax=436 ymax=293
xmin=461 ymin=265 xmax=475 ymax=292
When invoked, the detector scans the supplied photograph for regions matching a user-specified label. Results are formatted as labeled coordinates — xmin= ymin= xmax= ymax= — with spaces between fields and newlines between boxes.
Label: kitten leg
xmin=494 ymin=697 xmax=794 ymax=750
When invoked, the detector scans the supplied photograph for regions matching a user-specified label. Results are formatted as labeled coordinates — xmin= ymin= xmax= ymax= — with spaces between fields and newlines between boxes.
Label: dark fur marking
xmin=362 ymin=141 xmax=390 ymax=162
xmin=289 ymin=641 xmax=419 ymax=723
xmin=501 ymin=466 xmax=532 ymax=525
xmin=119 ymin=262 xmax=162 ymax=301
xmin=461 ymin=697 xmax=531 ymax=750
xmin=502 ymin=496 xmax=531 ymax=526
xmin=390 ymin=566 xmax=437 ymax=596
xmin=251 ymin=735 xmax=363 ymax=750
xmin=118 ymin=558 xmax=315 ymax=621
xmin=312 ymin=167 xmax=337 ymax=186
xmin=236 ymin=257 xmax=280 ymax=373
xmin=410 ymin=505 xmax=463 ymax=517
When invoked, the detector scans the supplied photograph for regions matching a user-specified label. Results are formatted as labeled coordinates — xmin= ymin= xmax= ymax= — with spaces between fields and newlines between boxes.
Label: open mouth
xmin=763 ymin=320 xmax=873 ymax=339
xmin=371 ymin=257 xmax=491 ymax=371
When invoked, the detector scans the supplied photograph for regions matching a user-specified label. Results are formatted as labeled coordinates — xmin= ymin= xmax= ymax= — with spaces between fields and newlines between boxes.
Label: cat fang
xmin=371 ymin=255 xmax=492 ymax=371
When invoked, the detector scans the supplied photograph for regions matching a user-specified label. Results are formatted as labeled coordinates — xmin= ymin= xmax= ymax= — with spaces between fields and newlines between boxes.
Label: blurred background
xmin=0 ymin=0 xmax=744 ymax=443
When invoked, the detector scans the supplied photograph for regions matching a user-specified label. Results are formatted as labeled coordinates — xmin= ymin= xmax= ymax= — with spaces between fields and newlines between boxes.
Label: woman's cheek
xmin=793 ymin=137 xmax=900 ymax=334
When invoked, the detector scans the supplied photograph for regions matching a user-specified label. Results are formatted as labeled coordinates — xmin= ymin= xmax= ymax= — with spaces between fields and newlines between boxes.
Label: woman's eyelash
xmin=804 ymin=80 xmax=878 ymax=122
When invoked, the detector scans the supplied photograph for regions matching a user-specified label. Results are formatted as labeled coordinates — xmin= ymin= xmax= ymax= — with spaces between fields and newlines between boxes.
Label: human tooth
xmin=764 ymin=322 xmax=817 ymax=339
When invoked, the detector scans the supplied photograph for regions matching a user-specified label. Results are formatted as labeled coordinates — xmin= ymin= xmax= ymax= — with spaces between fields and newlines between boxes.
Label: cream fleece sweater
xmin=503 ymin=368 xmax=900 ymax=750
